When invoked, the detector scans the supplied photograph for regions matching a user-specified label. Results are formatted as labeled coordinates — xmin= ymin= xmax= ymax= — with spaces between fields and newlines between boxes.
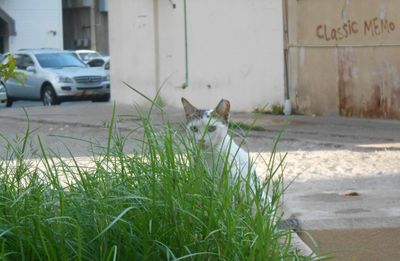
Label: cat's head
xmin=181 ymin=97 xmax=230 ymax=150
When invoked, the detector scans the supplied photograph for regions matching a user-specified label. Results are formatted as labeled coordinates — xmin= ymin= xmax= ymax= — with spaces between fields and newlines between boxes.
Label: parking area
xmin=1 ymin=49 xmax=110 ymax=109
xmin=1 ymin=100 xmax=92 ymax=109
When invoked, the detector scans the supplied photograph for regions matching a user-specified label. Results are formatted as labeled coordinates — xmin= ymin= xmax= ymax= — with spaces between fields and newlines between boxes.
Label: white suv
xmin=1 ymin=49 xmax=110 ymax=106
xmin=72 ymin=49 xmax=108 ymax=64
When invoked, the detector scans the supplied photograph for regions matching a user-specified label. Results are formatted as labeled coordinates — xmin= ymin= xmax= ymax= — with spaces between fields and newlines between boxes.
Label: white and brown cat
xmin=181 ymin=98 xmax=312 ymax=255
xmin=181 ymin=97 xmax=269 ymax=201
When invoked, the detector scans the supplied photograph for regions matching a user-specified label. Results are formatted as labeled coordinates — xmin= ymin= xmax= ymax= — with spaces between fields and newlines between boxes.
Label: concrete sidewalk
xmin=0 ymin=103 xmax=400 ymax=260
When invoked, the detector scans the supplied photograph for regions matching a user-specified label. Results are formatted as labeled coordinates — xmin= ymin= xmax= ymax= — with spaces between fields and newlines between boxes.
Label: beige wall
xmin=109 ymin=0 xmax=285 ymax=111
xmin=109 ymin=0 xmax=157 ymax=104
xmin=287 ymin=0 xmax=400 ymax=119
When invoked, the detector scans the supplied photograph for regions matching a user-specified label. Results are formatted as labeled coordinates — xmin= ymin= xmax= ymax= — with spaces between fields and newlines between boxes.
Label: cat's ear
xmin=181 ymin=97 xmax=199 ymax=121
xmin=214 ymin=99 xmax=230 ymax=122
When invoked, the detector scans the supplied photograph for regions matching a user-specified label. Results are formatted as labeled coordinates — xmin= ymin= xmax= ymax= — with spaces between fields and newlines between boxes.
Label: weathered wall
xmin=287 ymin=0 xmax=400 ymax=119
xmin=109 ymin=0 xmax=284 ymax=111
xmin=0 ymin=0 xmax=63 ymax=52
xmin=109 ymin=0 xmax=157 ymax=105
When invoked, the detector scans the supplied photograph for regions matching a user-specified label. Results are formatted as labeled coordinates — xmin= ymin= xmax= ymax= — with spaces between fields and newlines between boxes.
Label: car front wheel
xmin=42 ymin=85 xmax=59 ymax=106
xmin=0 ymin=83 xmax=12 ymax=108
xmin=5 ymin=97 xmax=13 ymax=107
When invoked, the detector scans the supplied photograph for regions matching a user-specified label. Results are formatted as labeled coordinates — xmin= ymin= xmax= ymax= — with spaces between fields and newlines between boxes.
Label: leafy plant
xmin=253 ymin=103 xmax=284 ymax=115
xmin=0 ymin=55 xmax=26 ymax=83
xmin=271 ymin=103 xmax=284 ymax=115
xmin=229 ymin=121 xmax=266 ymax=132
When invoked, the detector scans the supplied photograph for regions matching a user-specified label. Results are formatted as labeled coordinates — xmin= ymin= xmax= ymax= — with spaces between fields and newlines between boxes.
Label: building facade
xmin=0 ymin=0 xmax=63 ymax=53
xmin=109 ymin=0 xmax=285 ymax=111
xmin=63 ymin=0 xmax=109 ymax=54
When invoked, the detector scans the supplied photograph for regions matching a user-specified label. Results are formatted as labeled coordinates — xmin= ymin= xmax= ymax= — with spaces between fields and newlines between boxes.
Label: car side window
xmin=24 ymin=56 xmax=34 ymax=69
xmin=14 ymin=54 xmax=24 ymax=69
xmin=14 ymin=54 xmax=34 ymax=70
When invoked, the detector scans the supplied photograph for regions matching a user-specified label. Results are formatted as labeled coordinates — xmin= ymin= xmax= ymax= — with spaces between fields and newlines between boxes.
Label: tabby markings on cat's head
xmin=181 ymin=97 xmax=230 ymax=150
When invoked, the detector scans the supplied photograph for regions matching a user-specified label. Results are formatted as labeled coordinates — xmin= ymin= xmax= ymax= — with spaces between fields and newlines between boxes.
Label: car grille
xmin=74 ymin=76 xmax=102 ymax=84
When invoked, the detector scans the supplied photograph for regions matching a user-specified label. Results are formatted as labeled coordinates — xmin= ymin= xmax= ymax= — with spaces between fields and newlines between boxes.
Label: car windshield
xmin=78 ymin=52 xmax=102 ymax=61
xmin=35 ymin=53 xmax=87 ymax=68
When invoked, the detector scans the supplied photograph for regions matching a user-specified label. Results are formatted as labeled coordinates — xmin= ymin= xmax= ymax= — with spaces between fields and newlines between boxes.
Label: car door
xmin=5 ymin=54 xmax=40 ymax=99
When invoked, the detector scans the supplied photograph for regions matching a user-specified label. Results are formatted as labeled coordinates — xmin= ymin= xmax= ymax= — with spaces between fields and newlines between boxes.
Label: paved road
xmin=0 ymin=101 xmax=113 ymax=158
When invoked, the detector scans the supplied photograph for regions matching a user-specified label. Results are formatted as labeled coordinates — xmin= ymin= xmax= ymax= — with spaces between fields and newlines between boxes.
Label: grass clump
xmin=229 ymin=121 xmax=266 ymax=132
xmin=254 ymin=103 xmax=284 ymax=115
xmin=0 ymin=106 xmax=316 ymax=260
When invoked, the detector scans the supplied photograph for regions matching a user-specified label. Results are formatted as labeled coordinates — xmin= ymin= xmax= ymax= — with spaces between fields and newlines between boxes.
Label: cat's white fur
xmin=182 ymin=98 xmax=266 ymax=199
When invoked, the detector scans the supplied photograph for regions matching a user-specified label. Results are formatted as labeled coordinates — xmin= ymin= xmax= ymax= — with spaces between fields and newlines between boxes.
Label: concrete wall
xmin=287 ymin=0 xmax=400 ymax=119
xmin=109 ymin=0 xmax=157 ymax=104
xmin=0 ymin=0 xmax=63 ymax=52
xmin=109 ymin=0 xmax=284 ymax=111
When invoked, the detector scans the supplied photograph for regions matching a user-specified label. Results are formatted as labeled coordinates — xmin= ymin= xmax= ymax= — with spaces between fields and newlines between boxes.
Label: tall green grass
xmin=0 ymin=105 xmax=316 ymax=260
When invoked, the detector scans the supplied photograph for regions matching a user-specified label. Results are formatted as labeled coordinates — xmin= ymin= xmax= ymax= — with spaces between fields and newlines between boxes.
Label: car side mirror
xmin=26 ymin=66 xmax=36 ymax=73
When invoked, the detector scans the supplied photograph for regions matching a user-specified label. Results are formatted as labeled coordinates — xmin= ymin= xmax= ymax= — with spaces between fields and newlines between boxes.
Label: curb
xmin=291 ymin=230 xmax=315 ymax=257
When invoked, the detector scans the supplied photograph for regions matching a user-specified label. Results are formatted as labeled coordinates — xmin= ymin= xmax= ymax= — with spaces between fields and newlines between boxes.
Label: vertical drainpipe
xmin=282 ymin=0 xmax=292 ymax=115
xmin=282 ymin=0 xmax=290 ymax=100
xmin=182 ymin=0 xmax=189 ymax=89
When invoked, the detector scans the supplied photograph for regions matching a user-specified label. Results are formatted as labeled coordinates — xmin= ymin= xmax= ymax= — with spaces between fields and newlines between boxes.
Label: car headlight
xmin=0 ymin=85 xmax=5 ymax=93
xmin=58 ymin=76 xmax=74 ymax=83
xmin=102 ymin=75 xmax=110 ymax=82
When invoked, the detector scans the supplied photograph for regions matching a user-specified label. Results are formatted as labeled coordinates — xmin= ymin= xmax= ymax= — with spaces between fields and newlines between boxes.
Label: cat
xmin=181 ymin=98 xmax=313 ymax=256
xmin=181 ymin=97 xmax=268 ymax=202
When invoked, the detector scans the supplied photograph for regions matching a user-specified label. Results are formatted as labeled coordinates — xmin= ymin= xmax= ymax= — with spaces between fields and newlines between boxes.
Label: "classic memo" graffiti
xmin=316 ymin=17 xmax=396 ymax=41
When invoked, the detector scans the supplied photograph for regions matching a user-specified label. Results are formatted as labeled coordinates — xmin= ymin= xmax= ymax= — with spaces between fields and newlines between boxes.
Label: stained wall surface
xmin=287 ymin=0 xmax=400 ymax=119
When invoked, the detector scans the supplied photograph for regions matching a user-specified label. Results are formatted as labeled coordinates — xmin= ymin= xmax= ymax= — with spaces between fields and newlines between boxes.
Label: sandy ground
xmin=237 ymin=116 xmax=400 ymax=260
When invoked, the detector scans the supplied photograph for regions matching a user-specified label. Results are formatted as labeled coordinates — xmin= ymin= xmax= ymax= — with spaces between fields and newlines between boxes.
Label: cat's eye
xmin=207 ymin=125 xmax=216 ymax=132
xmin=190 ymin=126 xmax=198 ymax=132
